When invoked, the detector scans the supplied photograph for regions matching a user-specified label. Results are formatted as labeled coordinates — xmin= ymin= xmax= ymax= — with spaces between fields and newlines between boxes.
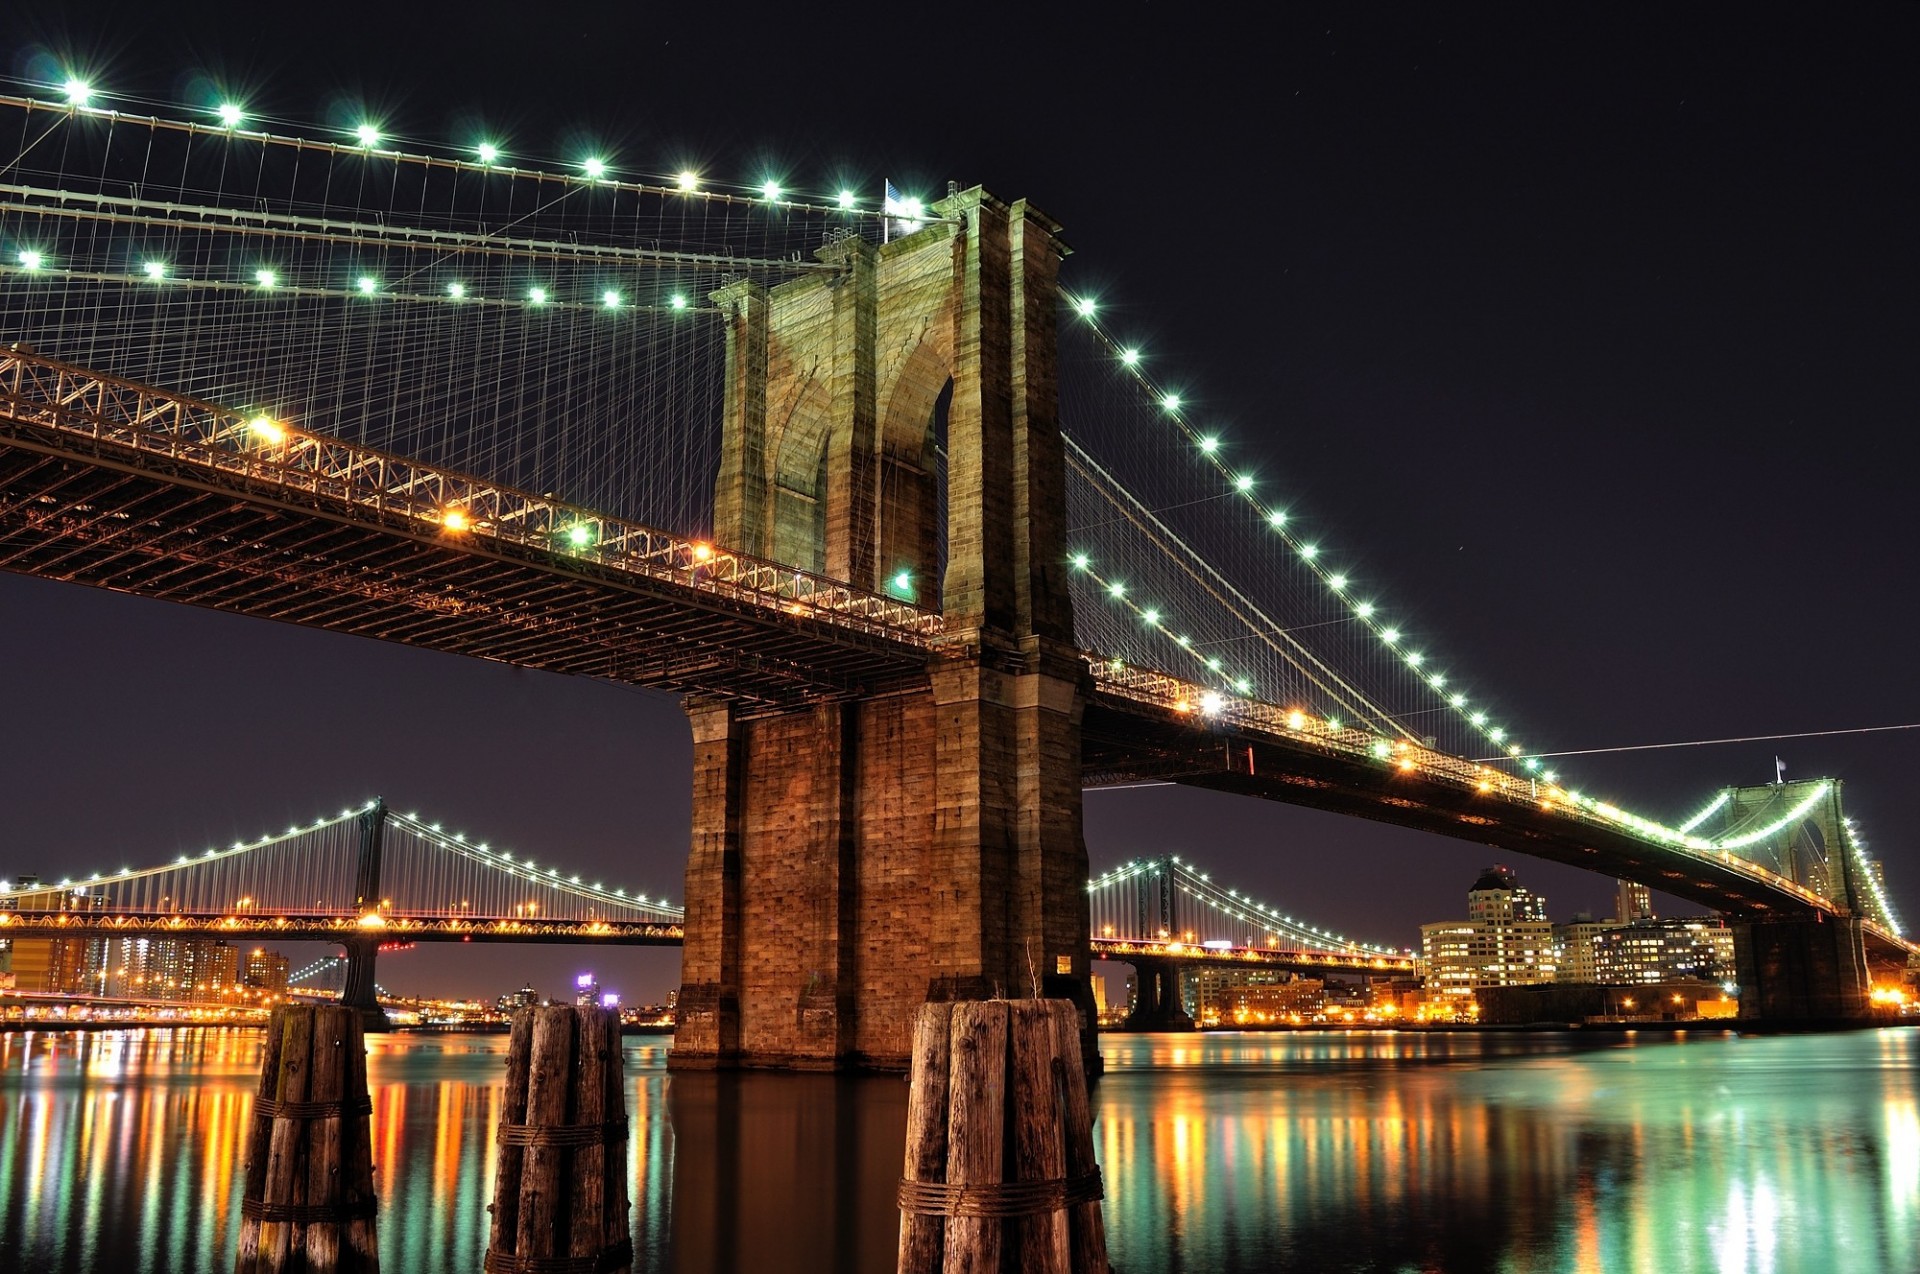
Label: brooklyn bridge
xmin=0 ymin=88 xmax=1908 ymax=1073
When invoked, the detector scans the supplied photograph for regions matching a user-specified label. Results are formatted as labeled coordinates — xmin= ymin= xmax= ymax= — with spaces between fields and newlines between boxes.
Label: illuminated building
xmin=1616 ymin=878 xmax=1654 ymax=923
xmin=1184 ymin=967 xmax=1325 ymax=1024
xmin=1553 ymin=915 xmax=1619 ymax=984
xmin=1420 ymin=866 xmax=1557 ymax=1001
xmin=1592 ymin=918 xmax=1733 ymax=985
xmin=497 ymin=983 xmax=541 ymax=1012
xmin=574 ymin=972 xmax=602 ymax=1007
xmin=243 ymin=948 xmax=290 ymax=995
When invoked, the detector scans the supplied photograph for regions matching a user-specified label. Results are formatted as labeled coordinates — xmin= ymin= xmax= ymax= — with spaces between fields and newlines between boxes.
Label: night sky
xmin=3 ymin=6 xmax=1915 ymax=1003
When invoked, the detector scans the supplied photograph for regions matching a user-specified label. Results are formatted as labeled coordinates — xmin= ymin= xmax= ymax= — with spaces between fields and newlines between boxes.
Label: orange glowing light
xmin=442 ymin=508 xmax=471 ymax=532
xmin=692 ymin=543 xmax=713 ymax=562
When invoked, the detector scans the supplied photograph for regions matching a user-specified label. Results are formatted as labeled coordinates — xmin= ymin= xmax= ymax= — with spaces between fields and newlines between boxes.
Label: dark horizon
xmin=3 ymin=5 xmax=1914 ymax=1003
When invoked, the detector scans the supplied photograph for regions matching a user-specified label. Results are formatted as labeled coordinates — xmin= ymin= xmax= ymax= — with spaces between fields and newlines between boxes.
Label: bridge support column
xmin=339 ymin=936 xmax=389 ymax=1033
xmin=675 ymin=187 xmax=1097 ymax=1074
xmin=1733 ymin=915 xmax=1872 ymax=1023
xmin=671 ymin=657 xmax=1099 ymax=1073
xmin=1120 ymin=957 xmax=1195 ymax=1032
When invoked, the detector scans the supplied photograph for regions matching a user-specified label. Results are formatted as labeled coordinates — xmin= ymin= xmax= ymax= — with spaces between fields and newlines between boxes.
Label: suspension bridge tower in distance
xmin=672 ymin=187 xmax=1099 ymax=1071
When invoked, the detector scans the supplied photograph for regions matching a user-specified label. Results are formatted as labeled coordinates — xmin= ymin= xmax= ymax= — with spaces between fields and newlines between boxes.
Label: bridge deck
xmin=0 ymin=911 xmax=684 ymax=944
xmin=1082 ymin=691 xmax=1915 ymax=962
xmin=0 ymin=349 xmax=933 ymax=707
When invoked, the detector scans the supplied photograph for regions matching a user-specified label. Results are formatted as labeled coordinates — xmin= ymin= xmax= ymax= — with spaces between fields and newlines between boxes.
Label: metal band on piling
xmin=241 ymin=1197 xmax=380 ymax=1224
xmin=253 ymin=1094 xmax=375 ymax=1120
xmin=896 ymin=1168 xmax=1104 ymax=1219
xmin=481 ymin=1237 xmax=635 ymax=1273
xmin=495 ymin=1118 xmax=629 ymax=1149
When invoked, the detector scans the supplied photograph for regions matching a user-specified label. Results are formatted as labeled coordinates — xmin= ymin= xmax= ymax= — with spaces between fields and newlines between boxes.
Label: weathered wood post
xmin=485 ymin=1004 xmax=633 ymax=1273
xmin=897 ymin=999 xmax=1109 ymax=1274
xmin=236 ymin=1004 xmax=379 ymax=1274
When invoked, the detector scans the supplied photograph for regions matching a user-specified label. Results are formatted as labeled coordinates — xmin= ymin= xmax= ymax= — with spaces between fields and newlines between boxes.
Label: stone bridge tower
xmin=672 ymin=188 xmax=1097 ymax=1070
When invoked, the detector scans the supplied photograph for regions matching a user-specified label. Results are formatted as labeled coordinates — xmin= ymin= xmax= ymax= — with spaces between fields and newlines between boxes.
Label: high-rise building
xmin=1421 ymin=866 xmax=1558 ymax=1001
xmin=243 ymin=948 xmax=290 ymax=997
xmin=1615 ymin=879 xmax=1655 ymax=923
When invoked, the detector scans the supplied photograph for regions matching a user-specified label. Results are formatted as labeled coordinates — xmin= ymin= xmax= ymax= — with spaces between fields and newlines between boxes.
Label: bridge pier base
xmin=1119 ymin=957 xmax=1194 ymax=1032
xmin=1733 ymin=915 xmax=1872 ymax=1023
xmin=340 ymin=936 xmax=390 ymax=1033
xmin=672 ymin=652 xmax=1100 ymax=1074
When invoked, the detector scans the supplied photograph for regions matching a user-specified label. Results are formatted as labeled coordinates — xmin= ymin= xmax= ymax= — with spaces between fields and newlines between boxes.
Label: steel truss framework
xmin=0 ymin=347 xmax=938 ymax=707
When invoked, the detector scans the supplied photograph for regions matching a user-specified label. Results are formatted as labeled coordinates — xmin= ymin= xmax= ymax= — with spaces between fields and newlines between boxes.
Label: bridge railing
xmin=1084 ymin=656 xmax=1875 ymax=927
xmin=0 ymin=348 xmax=944 ymax=645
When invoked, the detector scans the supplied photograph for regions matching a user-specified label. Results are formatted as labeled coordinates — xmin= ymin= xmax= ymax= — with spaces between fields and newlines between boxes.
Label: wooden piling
xmin=235 ymin=1005 xmax=379 ymax=1274
xmin=1049 ymin=1003 xmax=1110 ymax=1273
xmin=897 ymin=999 xmax=1109 ymax=1274
xmin=484 ymin=1005 xmax=633 ymax=1274
xmin=897 ymin=1002 xmax=954 ymax=1273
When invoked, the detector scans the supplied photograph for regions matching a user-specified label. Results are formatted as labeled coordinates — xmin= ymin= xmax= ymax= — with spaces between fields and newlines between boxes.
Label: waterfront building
xmin=1593 ymin=918 xmax=1734 ymax=985
xmin=1420 ymin=866 xmax=1558 ymax=1002
xmin=1184 ymin=967 xmax=1326 ymax=1024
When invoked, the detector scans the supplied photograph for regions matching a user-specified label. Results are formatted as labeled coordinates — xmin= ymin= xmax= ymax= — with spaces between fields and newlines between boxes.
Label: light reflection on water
xmin=0 ymin=1026 xmax=1915 ymax=1272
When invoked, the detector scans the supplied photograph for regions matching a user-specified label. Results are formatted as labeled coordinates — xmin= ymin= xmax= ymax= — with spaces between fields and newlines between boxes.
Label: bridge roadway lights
xmin=1733 ymin=915 xmax=1875 ymax=1024
xmin=1119 ymin=957 xmax=1195 ymax=1032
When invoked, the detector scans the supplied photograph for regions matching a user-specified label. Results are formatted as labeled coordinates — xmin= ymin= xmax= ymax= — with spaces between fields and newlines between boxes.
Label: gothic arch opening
xmin=878 ymin=340 xmax=951 ymax=606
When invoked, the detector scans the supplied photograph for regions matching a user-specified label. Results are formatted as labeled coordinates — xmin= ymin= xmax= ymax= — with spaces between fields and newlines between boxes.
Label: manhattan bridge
xmin=0 ymin=85 xmax=1907 ymax=1069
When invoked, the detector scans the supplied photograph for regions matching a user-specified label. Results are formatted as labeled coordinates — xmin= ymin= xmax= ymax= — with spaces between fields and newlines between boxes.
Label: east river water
xmin=1 ymin=1026 xmax=1916 ymax=1272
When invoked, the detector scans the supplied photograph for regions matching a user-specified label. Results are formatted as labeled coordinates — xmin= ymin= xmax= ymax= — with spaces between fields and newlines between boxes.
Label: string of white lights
xmin=0 ymin=82 xmax=947 ymax=221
